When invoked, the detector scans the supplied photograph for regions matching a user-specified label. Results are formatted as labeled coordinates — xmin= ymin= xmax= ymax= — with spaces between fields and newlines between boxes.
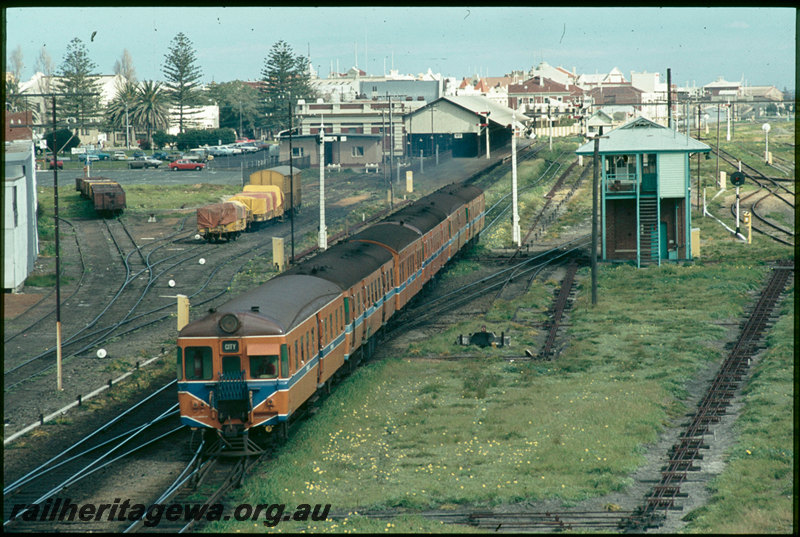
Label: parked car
xmin=167 ymin=151 xmax=184 ymax=161
xmin=153 ymin=151 xmax=169 ymax=160
xmin=77 ymin=154 xmax=101 ymax=163
xmin=128 ymin=157 xmax=163 ymax=169
xmin=112 ymin=151 xmax=132 ymax=161
xmin=184 ymin=148 xmax=212 ymax=162
xmin=238 ymin=143 xmax=260 ymax=153
xmin=93 ymin=152 xmax=111 ymax=160
xmin=42 ymin=158 xmax=64 ymax=169
xmin=170 ymin=159 xmax=205 ymax=171
xmin=132 ymin=150 xmax=145 ymax=158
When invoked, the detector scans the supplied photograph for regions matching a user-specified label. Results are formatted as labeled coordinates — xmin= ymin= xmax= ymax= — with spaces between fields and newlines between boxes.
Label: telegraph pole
xmin=12 ymin=91 xmax=98 ymax=391
xmin=592 ymin=135 xmax=599 ymax=305
xmin=511 ymin=113 xmax=520 ymax=247
xmin=288 ymin=98 xmax=295 ymax=262
xmin=51 ymin=96 xmax=63 ymax=390
xmin=318 ymin=119 xmax=327 ymax=250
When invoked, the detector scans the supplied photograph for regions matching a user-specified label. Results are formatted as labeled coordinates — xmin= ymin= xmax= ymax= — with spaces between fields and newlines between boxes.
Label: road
xmin=36 ymin=167 xmax=246 ymax=187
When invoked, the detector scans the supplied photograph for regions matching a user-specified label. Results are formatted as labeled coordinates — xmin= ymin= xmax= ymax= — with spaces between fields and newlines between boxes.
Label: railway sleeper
xmin=661 ymin=462 xmax=701 ymax=472
xmin=644 ymin=498 xmax=683 ymax=511
xmin=649 ymin=487 xmax=689 ymax=498
xmin=670 ymin=442 xmax=710 ymax=452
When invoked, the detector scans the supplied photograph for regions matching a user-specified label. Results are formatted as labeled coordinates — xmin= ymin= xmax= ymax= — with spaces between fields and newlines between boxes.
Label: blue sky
xmin=5 ymin=7 xmax=796 ymax=90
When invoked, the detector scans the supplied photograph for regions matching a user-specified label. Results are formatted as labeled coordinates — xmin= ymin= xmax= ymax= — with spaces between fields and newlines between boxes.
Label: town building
xmin=4 ymin=140 xmax=39 ymax=292
xmin=575 ymin=117 xmax=710 ymax=267
xmin=403 ymin=95 xmax=529 ymax=158
xmin=703 ymin=77 xmax=741 ymax=100
xmin=506 ymin=76 xmax=586 ymax=128
xmin=291 ymin=98 xmax=424 ymax=160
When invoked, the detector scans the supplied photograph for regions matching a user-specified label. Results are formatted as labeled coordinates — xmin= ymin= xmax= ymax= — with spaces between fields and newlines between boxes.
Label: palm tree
xmin=130 ymin=80 xmax=170 ymax=147
xmin=105 ymin=79 xmax=138 ymax=147
xmin=5 ymin=78 xmax=27 ymax=113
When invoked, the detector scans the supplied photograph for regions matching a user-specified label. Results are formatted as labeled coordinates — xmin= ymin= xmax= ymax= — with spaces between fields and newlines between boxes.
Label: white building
xmin=165 ymin=105 xmax=220 ymax=136
xmin=630 ymin=71 xmax=669 ymax=123
xmin=19 ymin=72 xmax=220 ymax=144
xmin=576 ymin=67 xmax=627 ymax=90
xmin=4 ymin=141 xmax=39 ymax=292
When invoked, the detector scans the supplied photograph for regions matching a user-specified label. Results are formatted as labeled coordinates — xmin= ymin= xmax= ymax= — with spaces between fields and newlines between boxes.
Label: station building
xmin=404 ymin=96 xmax=530 ymax=158
xmin=575 ymin=117 xmax=710 ymax=267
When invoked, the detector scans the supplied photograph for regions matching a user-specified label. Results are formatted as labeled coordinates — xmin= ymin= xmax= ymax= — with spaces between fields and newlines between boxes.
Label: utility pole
xmin=11 ymin=91 xmax=98 ymax=392
xmin=51 ymin=96 xmax=63 ymax=390
xmin=592 ymin=135 xmax=599 ymax=305
xmin=318 ymin=118 xmax=327 ymax=250
xmin=480 ymin=111 xmax=491 ymax=159
xmin=511 ymin=113 xmax=520 ymax=247
xmin=714 ymin=103 xmax=720 ymax=186
xmin=695 ymin=104 xmax=700 ymax=211
xmin=288 ymin=98 xmax=295 ymax=263
xmin=726 ymin=100 xmax=731 ymax=142
xmin=125 ymin=103 xmax=130 ymax=150
xmin=591 ymin=133 xmax=607 ymax=305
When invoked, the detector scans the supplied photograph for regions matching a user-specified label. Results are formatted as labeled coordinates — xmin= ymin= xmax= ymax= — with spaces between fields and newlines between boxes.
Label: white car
xmin=112 ymin=151 xmax=132 ymax=161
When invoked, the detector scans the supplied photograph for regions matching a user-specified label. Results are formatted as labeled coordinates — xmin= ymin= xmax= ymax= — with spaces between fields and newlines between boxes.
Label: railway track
xmin=712 ymin=146 xmax=795 ymax=247
xmin=384 ymin=236 xmax=590 ymax=342
xmin=3 ymin=381 xmax=184 ymax=532
xmin=627 ymin=261 xmax=794 ymax=531
xmin=326 ymin=508 xmax=638 ymax=532
xmin=3 ymin=218 xmax=89 ymax=345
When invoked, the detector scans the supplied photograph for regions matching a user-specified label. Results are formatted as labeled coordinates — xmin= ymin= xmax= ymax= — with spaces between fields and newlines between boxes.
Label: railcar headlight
xmin=219 ymin=313 xmax=240 ymax=334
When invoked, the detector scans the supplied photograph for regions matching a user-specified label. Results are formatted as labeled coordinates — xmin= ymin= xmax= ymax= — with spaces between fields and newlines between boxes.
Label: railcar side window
xmin=185 ymin=347 xmax=213 ymax=380
xmin=176 ymin=348 xmax=182 ymax=380
xmin=294 ymin=340 xmax=299 ymax=369
xmin=250 ymin=355 xmax=278 ymax=379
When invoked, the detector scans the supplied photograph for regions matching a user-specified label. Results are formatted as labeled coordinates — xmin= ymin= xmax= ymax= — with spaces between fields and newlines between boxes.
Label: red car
xmin=169 ymin=159 xmax=205 ymax=171
xmin=40 ymin=158 xmax=63 ymax=169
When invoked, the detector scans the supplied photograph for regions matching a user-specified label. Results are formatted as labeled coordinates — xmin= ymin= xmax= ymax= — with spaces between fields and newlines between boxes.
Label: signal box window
xmin=292 ymin=147 xmax=304 ymax=157
xmin=352 ymin=146 xmax=364 ymax=157
xmin=250 ymin=355 xmax=279 ymax=379
xmin=185 ymin=347 xmax=213 ymax=380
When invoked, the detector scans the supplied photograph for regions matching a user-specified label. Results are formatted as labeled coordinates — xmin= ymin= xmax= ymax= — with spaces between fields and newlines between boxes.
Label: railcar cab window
xmin=250 ymin=355 xmax=279 ymax=379
xmin=184 ymin=347 xmax=213 ymax=380
xmin=222 ymin=355 xmax=241 ymax=376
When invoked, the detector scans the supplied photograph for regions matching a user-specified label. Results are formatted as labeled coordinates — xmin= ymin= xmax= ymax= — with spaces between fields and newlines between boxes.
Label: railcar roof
xmin=348 ymin=222 xmax=421 ymax=253
xmin=424 ymin=191 xmax=471 ymax=215
xmin=384 ymin=202 xmax=448 ymax=234
xmin=282 ymin=240 xmax=392 ymax=289
xmin=438 ymin=183 xmax=483 ymax=203
xmin=179 ymin=274 xmax=341 ymax=336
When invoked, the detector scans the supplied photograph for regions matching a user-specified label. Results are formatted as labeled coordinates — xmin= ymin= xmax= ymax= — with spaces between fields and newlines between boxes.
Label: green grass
xmin=206 ymin=127 xmax=794 ymax=532
xmin=123 ymin=183 xmax=242 ymax=213
xmin=682 ymin=287 xmax=794 ymax=533
xmin=213 ymin=260 xmax=789 ymax=533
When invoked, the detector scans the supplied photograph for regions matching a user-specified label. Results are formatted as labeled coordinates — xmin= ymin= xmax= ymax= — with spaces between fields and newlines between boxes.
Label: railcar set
xmin=176 ymin=182 xmax=485 ymax=454
xmin=196 ymin=166 xmax=302 ymax=242
xmin=74 ymin=177 xmax=127 ymax=216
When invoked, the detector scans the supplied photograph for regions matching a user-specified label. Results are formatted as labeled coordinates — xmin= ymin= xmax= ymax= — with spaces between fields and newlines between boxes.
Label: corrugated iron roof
xmin=417 ymin=95 xmax=530 ymax=128
xmin=576 ymin=116 xmax=711 ymax=154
